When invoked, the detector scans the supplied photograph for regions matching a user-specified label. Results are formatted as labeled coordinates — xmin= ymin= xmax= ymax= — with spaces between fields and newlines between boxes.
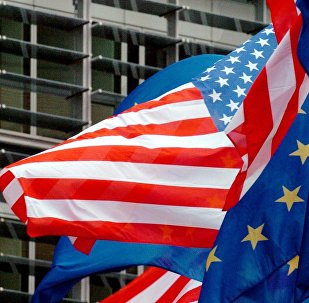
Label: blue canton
xmin=192 ymin=25 xmax=277 ymax=131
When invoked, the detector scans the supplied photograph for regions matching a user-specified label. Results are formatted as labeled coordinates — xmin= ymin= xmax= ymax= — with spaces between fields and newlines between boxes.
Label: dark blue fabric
xmin=297 ymin=0 xmax=309 ymax=75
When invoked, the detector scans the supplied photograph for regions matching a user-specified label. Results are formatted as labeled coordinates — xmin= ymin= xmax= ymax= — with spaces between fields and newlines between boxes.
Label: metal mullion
xmin=30 ymin=24 xmax=37 ymax=136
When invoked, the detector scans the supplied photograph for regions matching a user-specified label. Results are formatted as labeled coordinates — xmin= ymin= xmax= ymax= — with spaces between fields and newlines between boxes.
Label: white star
xmin=226 ymin=100 xmax=239 ymax=112
xmin=220 ymin=114 xmax=232 ymax=125
xmin=245 ymin=61 xmax=258 ymax=72
xmin=263 ymin=27 xmax=274 ymax=35
xmin=256 ymin=38 xmax=270 ymax=47
xmin=233 ymin=85 xmax=246 ymax=97
xmin=239 ymin=72 xmax=253 ymax=84
xmin=200 ymin=74 xmax=211 ymax=81
xmin=235 ymin=46 xmax=246 ymax=53
xmin=251 ymin=49 xmax=264 ymax=59
xmin=209 ymin=89 xmax=222 ymax=103
xmin=221 ymin=66 xmax=235 ymax=75
xmin=243 ymin=39 xmax=251 ymax=44
xmin=227 ymin=56 xmax=240 ymax=64
xmin=204 ymin=66 xmax=216 ymax=73
xmin=215 ymin=76 xmax=229 ymax=87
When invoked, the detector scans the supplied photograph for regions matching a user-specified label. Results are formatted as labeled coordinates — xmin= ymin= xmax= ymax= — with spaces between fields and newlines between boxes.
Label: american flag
xmin=100 ymin=267 xmax=201 ymax=303
xmin=0 ymin=84 xmax=241 ymax=249
xmin=0 ymin=21 xmax=279 ymax=252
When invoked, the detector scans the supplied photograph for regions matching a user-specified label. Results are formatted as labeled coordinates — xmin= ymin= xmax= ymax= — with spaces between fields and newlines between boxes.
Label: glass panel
xmin=37 ymin=93 xmax=74 ymax=139
xmin=38 ymin=25 xmax=81 ymax=51
xmin=91 ymin=103 xmax=114 ymax=124
xmin=90 ymin=275 xmax=112 ymax=302
xmin=0 ymin=237 xmax=28 ymax=291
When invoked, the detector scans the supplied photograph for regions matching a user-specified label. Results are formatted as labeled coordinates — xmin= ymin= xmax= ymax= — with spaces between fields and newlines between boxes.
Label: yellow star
xmin=276 ymin=186 xmax=304 ymax=211
xmin=241 ymin=224 xmax=268 ymax=250
xmin=298 ymin=108 xmax=306 ymax=114
xmin=290 ymin=140 xmax=309 ymax=164
xmin=205 ymin=246 xmax=222 ymax=271
xmin=287 ymin=255 xmax=299 ymax=276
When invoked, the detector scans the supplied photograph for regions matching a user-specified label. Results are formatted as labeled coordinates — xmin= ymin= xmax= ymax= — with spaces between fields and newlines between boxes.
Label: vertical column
xmin=30 ymin=24 xmax=37 ymax=136
xmin=166 ymin=0 xmax=179 ymax=65
xmin=254 ymin=0 xmax=268 ymax=23
xmin=138 ymin=45 xmax=145 ymax=85
xmin=121 ymin=42 xmax=128 ymax=96
xmin=77 ymin=0 xmax=92 ymax=125
xmin=28 ymin=241 xmax=36 ymax=294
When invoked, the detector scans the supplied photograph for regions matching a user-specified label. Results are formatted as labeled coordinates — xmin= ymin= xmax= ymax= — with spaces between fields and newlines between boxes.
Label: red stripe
xmin=9 ymin=145 xmax=240 ymax=170
xmin=27 ymin=218 xmax=218 ymax=248
xmin=157 ymin=276 xmax=191 ymax=303
xmin=243 ymin=69 xmax=273 ymax=165
xmin=11 ymin=195 xmax=27 ymax=223
xmin=19 ymin=178 xmax=229 ymax=208
xmin=267 ymin=0 xmax=298 ymax=42
xmin=0 ymin=170 xmax=15 ymax=192
xmin=72 ymin=238 xmax=96 ymax=255
xmin=223 ymin=170 xmax=247 ymax=211
xmin=177 ymin=286 xmax=201 ymax=303
xmin=66 ymin=117 xmax=217 ymax=142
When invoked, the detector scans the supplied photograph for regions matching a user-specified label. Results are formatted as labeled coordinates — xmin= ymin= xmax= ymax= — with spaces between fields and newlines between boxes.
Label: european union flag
xmin=198 ymin=77 xmax=309 ymax=303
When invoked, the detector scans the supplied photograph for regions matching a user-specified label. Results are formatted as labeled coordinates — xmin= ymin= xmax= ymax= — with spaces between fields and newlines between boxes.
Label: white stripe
xmin=127 ymin=271 xmax=180 ymax=303
xmin=155 ymin=82 xmax=196 ymax=100
xmin=172 ymin=279 xmax=202 ymax=303
xmin=25 ymin=197 xmax=226 ymax=229
xmin=73 ymin=99 xmax=208 ymax=138
xmin=42 ymin=132 xmax=234 ymax=154
xmin=10 ymin=161 xmax=239 ymax=189
xmin=241 ymin=33 xmax=309 ymax=197
xmin=266 ymin=30 xmax=296 ymax=131
xmin=299 ymin=74 xmax=309 ymax=109
xmin=225 ymin=102 xmax=244 ymax=133
xmin=68 ymin=236 xmax=77 ymax=245
xmin=3 ymin=178 xmax=23 ymax=208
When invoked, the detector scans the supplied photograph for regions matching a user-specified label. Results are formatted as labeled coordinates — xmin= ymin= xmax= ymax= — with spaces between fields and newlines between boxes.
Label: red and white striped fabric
xmin=100 ymin=267 xmax=201 ymax=303
xmin=0 ymin=84 xmax=242 ymax=249
xmin=224 ymin=0 xmax=309 ymax=210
